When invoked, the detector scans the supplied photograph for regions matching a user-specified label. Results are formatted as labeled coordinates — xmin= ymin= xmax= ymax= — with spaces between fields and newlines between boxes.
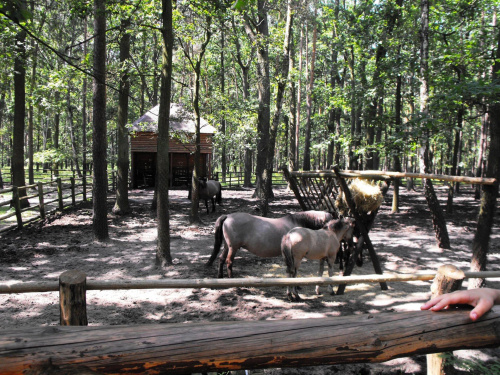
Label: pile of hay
xmin=335 ymin=178 xmax=384 ymax=215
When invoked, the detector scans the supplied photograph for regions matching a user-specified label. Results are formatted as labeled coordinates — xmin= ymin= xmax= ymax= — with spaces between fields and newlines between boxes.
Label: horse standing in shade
xmin=206 ymin=211 xmax=334 ymax=278
xmin=189 ymin=179 xmax=222 ymax=214
xmin=282 ymin=217 xmax=355 ymax=301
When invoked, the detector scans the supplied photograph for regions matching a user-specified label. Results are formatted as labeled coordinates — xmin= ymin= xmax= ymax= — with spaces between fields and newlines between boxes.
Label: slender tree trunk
xmin=303 ymin=11 xmax=317 ymax=171
xmin=220 ymin=28 xmax=227 ymax=184
xmin=12 ymin=0 xmax=28 ymax=207
xmin=156 ymin=0 xmax=174 ymax=267
xmin=419 ymin=0 xmax=450 ymax=249
xmin=469 ymin=26 xmax=500 ymax=289
xmin=67 ymin=82 xmax=81 ymax=177
xmin=92 ymin=0 xmax=109 ymax=241
xmin=187 ymin=17 xmax=212 ymax=224
xmin=265 ymin=0 xmax=293 ymax=206
xmin=288 ymin=25 xmax=297 ymax=172
xmin=113 ymin=17 xmax=131 ymax=215
xmin=82 ymin=18 xmax=88 ymax=188
xmin=475 ymin=112 xmax=488 ymax=199
xmin=244 ymin=0 xmax=270 ymax=204
xmin=295 ymin=24 xmax=303 ymax=169
xmin=392 ymin=73 xmax=402 ymax=213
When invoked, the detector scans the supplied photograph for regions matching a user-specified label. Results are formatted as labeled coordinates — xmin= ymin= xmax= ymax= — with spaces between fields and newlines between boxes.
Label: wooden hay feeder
xmin=282 ymin=166 xmax=392 ymax=294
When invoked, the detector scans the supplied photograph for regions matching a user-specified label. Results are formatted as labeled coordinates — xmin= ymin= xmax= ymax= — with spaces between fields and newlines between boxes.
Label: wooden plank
xmin=1 ymin=309 xmax=500 ymax=374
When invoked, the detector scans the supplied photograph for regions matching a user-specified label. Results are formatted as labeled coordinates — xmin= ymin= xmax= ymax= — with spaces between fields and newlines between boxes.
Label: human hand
xmin=420 ymin=288 xmax=500 ymax=321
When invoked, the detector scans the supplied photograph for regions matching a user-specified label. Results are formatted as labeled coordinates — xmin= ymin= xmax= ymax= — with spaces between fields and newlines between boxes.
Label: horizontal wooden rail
xmin=1 ymin=308 xmax=499 ymax=374
xmin=291 ymin=170 xmax=497 ymax=185
xmin=2 ymin=270 xmax=500 ymax=294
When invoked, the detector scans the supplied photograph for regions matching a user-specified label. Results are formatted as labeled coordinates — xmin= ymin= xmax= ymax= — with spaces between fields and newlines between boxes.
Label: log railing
xmin=1 ymin=267 xmax=500 ymax=374
xmin=1 ymin=307 xmax=499 ymax=374
xmin=0 ymin=170 xmax=118 ymax=234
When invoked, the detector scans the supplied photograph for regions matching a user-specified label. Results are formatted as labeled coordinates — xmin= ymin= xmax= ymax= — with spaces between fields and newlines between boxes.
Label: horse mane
xmin=288 ymin=211 xmax=334 ymax=229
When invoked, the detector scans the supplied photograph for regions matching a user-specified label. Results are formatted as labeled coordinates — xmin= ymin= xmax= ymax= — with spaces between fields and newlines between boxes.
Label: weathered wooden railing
xmin=1 ymin=307 xmax=499 ymax=374
xmin=0 ymin=170 xmax=119 ymax=234
xmin=1 ymin=267 xmax=500 ymax=374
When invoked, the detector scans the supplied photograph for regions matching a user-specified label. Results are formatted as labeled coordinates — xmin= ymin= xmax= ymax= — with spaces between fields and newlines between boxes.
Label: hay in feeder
xmin=335 ymin=178 xmax=384 ymax=215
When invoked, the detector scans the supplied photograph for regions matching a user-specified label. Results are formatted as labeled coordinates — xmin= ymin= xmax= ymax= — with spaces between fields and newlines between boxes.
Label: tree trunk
xmin=67 ymin=83 xmax=81 ymax=178
xmin=113 ymin=16 xmax=131 ymax=215
xmin=419 ymin=0 xmax=450 ymax=249
xmin=302 ymin=12 xmax=317 ymax=171
xmin=265 ymin=0 xmax=293 ymax=210
xmin=244 ymin=0 xmax=271 ymax=204
xmin=469 ymin=26 xmax=500 ymax=289
xmin=295 ymin=24 xmax=303 ymax=170
xmin=82 ymin=17 xmax=88 ymax=190
xmin=156 ymin=0 xmax=174 ymax=267
xmin=220 ymin=28 xmax=227 ymax=184
xmin=92 ymin=0 xmax=109 ymax=242
xmin=12 ymin=0 xmax=28 ymax=208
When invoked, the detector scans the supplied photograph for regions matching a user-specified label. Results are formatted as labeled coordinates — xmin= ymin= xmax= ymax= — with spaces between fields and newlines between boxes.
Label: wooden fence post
xmin=38 ymin=182 xmax=45 ymax=220
xmin=70 ymin=176 xmax=75 ymax=206
xmin=427 ymin=264 xmax=465 ymax=375
xmin=59 ymin=270 xmax=88 ymax=326
xmin=11 ymin=186 xmax=23 ymax=229
xmin=57 ymin=177 xmax=63 ymax=210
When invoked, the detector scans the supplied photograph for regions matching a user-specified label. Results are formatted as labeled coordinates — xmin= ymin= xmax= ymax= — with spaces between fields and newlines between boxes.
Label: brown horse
xmin=189 ymin=179 xmax=222 ymax=214
xmin=281 ymin=217 xmax=355 ymax=301
xmin=199 ymin=179 xmax=222 ymax=214
xmin=206 ymin=211 xmax=334 ymax=278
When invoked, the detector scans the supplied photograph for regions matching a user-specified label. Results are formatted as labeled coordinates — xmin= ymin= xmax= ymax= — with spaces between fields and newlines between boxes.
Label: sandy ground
xmin=0 ymin=183 xmax=499 ymax=374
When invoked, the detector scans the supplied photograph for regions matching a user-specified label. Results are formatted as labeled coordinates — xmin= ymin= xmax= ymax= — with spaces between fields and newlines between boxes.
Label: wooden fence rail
xmin=2 ymin=270 xmax=500 ymax=294
xmin=0 ymin=170 xmax=118 ymax=234
xmin=1 ymin=266 xmax=499 ymax=374
xmin=1 ymin=307 xmax=499 ymax=374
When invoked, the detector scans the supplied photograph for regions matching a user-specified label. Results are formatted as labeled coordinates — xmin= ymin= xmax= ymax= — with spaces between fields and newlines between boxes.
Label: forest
xmin=0 ymin=0 xmax=499 ymax=265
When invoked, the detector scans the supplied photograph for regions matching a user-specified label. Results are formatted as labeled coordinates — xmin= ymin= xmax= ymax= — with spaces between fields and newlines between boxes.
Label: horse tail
xmin=216 ymin=182 xmax=222 ymax=205
xmin=281 ymin=234 xmax=295 ymax=275
xmin=207 ymin=214 xmax=227 ymax=266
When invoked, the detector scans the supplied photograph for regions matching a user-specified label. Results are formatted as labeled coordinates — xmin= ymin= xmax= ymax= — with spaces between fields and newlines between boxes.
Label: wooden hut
xmin=129 ymin=103 xmax=216 ymax=188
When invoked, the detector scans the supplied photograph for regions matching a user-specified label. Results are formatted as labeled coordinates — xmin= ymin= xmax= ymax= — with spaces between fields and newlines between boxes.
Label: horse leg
xmin=205 ymin=199 xmax=210 ymax=214
xmin=326 ymin=256 xmax=336 ymax=295
xmin=316 ymin=258 xmax=326 ymax=295
xmin=211 ymin=197 xmax=216 ymax=213
xmin=217 ymin=243 xmax=229 ymax=278
xmin=225 ymin=247 xmax=237 ymax=278
xmin=289 ymin=261 xmax=302 ymax=302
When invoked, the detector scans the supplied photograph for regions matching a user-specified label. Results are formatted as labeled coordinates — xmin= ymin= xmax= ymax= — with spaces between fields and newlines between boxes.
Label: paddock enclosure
xmin=0 ymin=184 xmax=499 ymax=374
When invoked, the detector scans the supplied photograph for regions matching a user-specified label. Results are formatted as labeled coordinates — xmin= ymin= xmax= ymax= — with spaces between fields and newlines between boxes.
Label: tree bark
xmin=113 ymin=16 xmax=131 ymax=215
xmin=156 ymin=0 xmax=174 ymax=267
xmin=92 ymin=0 xmax=109 ymax=241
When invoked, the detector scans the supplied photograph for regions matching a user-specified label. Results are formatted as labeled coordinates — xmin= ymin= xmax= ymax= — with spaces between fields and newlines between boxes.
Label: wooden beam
xmin=3 ymin=271 xmax=500 ymax=294
xmin=1 ymin=309 xmax=500 ymax=374
xmin=289 ymin=170 xmax=497 ymax=185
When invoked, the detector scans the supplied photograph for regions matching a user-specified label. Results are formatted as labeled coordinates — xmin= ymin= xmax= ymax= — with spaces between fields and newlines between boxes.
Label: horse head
xmin=325 ymin=217 xmax=355 ymax=241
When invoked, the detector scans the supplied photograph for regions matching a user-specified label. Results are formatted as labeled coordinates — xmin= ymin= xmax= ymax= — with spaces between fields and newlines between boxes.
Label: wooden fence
xmin=214 ymin=170 xmax=288 ymax=188
xmin=1 ymin=266 xmax=500 ymax=374
xmin=0 ymin=170 xmax=118 ymax=234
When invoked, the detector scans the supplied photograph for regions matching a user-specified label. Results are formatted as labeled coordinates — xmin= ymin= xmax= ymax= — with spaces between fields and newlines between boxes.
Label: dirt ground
xmin=1 ymin=183 xmax=499 ymax=374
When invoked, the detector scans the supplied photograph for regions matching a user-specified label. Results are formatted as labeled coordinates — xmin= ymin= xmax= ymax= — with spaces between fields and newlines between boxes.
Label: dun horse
xmin=207 ymin=211 xmax=334 ymax=278
xmin=281 ymin=217 xmax=355 ymax=301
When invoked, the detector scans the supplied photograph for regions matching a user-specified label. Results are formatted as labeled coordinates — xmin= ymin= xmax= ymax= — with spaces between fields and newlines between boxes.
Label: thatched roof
xmin=130 ymin=103 xmax=216 ymax=134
